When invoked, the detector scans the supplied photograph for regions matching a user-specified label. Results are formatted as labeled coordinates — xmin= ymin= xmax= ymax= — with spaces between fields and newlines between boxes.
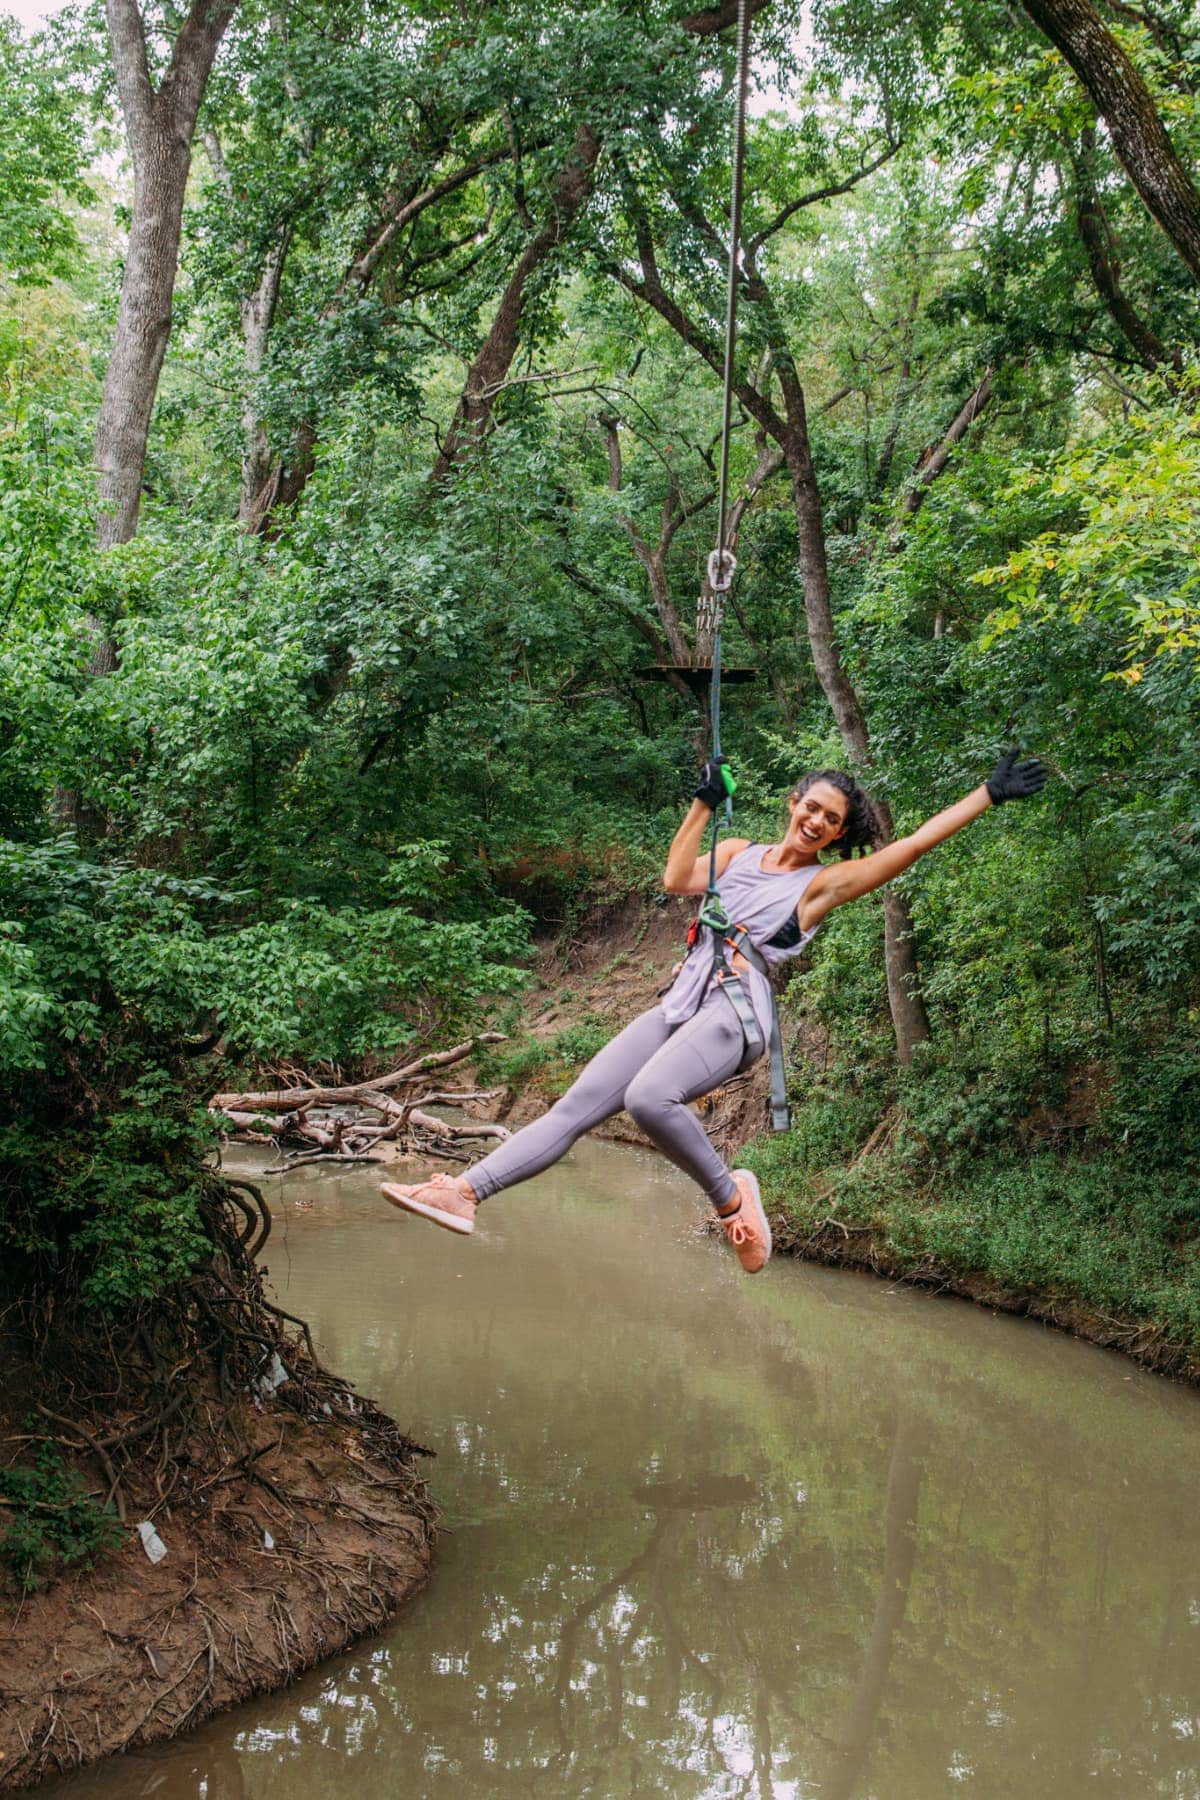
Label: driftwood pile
xmin=209 ymin=1033 xmax=512 ymax=1173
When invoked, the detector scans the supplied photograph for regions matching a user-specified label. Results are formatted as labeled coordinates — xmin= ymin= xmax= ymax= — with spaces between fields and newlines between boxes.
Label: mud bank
xmin=765 ymin=1213 xmax=1200 ymax=1387
xmin=0 ymin=1390 xmax=434 ymax=1791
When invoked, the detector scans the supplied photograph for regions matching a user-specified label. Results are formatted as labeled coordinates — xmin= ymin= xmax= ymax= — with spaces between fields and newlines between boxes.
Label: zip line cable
xmin=689 ymin=3 xmax=792 ymax=1132
xmin=704 ymin=0 xmax=753 ymax=913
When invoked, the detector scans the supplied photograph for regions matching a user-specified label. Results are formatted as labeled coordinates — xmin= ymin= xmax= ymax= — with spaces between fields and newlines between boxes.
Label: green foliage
xmin=976 ymin=380 xmax=1200 ymax=673
xmin=551 ymin=1017 xmax=614 ymax=1068
xmin=474 ymin=1015 xmax=618 ymax=1097
xmin=0 ymin=1441 xmax=122 ymax=1592
xmin=0 ymin=18 xmax=91 ymax=284
xmin=748 ymin=1022 xmax=1200 ymax=1355
xmin=0 ymin=833 xmax=528 ymax=1308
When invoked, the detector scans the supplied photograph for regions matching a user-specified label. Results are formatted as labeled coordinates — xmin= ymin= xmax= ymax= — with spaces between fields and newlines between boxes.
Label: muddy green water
xmin=51 ymin=1137 xmax=1200 ymax=1799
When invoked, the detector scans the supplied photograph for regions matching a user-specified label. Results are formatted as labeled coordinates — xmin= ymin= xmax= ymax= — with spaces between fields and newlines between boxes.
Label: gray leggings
xmin=467 ymin=997 xmax=749 ymax=1209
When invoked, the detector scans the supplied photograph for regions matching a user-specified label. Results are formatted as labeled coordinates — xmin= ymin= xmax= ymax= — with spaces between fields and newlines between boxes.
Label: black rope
xmin=704 ymin=0 xmax=753 ymax=913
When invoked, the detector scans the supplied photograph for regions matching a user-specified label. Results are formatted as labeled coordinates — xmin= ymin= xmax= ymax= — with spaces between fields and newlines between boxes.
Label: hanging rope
xmin=690 ymin=3 xmax=791 ymax=1133
xmin=701 ymin=0 xmax=753 ymax=924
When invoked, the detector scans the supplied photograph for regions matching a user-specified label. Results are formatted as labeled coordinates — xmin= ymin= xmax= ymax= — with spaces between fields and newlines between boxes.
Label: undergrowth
xmin=0 ymin=1440 xmax=122 ymax=1593
xmin=743 ymin=1011 xmax=1200 ymax=1362
xmin=475 ymin=1015 xmax=618 ymax=1098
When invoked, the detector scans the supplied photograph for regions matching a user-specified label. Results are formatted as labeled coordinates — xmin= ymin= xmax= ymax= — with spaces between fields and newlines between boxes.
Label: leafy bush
xmin=552 ymin=1017 xmax=615 ymax=1067
xmin=0 ymin=1442 xmax=122 ymax=1592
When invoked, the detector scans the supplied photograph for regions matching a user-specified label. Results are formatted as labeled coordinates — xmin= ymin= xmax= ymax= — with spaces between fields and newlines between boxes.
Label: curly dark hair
xmin=791 ymin=769 xmax=884 ymax=859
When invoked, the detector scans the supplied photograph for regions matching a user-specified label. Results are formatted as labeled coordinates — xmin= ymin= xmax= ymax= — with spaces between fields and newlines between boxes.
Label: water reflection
xmin=47 ymin=1140 xmax=1200 ymax=1799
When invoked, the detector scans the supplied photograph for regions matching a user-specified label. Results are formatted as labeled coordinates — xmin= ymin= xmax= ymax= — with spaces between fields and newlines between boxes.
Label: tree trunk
xmin=778 ymin=381 xmax=932 ymax=1062
xmin=94 ymin=137 xmax=191 ymax=551
xmin=96 ymin=0 xmax=239 ymax=554
xmin=1070 ymin=125 xmax=1171 ymax=368
xmin=200 ymin=127 xmax=296 ymax=530
xmin=612 ymin=225 xmax=933 ymax=1062
xmin=1021 ymin=0 xmax=1200 ymax=282
xmin=429 ymin=124 xmax=603 ymax=485
xmin=234 ymin=229 xmax=292 ymax=528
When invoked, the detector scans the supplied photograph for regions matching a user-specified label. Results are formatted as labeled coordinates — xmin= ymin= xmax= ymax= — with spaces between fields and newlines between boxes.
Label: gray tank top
xmin=660 ymin=843 xmax=823 ymax=1035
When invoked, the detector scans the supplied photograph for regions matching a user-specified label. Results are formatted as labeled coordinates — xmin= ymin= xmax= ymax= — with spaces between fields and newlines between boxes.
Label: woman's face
xmin=787 ymin=780 xmax=849 ymax=854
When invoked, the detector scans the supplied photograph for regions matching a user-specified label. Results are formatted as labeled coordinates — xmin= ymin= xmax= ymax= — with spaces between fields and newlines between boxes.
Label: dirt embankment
xmin=0 ymin=1393 xmax=433 ymax=1791
xmin=488 ymin=894 xmax=1200 ymax=1392
xmin=0 ymin=1270 xmax=435 ymax=1790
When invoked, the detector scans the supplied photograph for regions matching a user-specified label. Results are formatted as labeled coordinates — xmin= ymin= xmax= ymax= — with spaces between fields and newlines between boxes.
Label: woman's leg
xmin=464 ymin=1006 xmax=673 ymax=1200
xmin=622 ymin=999 xmax=748 ymax=1209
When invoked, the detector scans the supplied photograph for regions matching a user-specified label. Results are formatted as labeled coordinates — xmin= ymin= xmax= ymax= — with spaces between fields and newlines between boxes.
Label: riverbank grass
xmin=744 ymin=1120 xmax=1200 ymax=1374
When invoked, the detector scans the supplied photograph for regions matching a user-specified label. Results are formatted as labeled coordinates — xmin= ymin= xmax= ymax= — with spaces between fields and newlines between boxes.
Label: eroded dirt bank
xmin=0 ymin=1204 xmax=436 ymax=1795
xmin=0 ymin=1393 xmax=434 ymax=1791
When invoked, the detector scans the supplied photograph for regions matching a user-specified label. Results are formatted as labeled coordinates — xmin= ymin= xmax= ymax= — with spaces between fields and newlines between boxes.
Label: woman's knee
xmin=624 ymin=1070 xmax=670 ymax=1132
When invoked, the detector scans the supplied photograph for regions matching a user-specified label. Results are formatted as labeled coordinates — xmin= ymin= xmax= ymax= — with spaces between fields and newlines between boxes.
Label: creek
xmin=47 ymin=1136 xmax=1200 ymax=1798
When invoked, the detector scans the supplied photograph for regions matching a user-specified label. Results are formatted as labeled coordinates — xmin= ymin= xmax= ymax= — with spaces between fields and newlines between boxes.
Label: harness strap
xmin=723 ymin=926 xmax=791 ymax=1134
xmin=711 ymin=941 xmax=764 ymax=1070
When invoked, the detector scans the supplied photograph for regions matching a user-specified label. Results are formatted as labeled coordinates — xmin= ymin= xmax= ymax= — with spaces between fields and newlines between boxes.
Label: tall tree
xmin=604 ymin=131 xmax=935 ymax=1061
xmin=94 ymin=0 xmax=238 ymax=572
xmin=1020 ymin=0 xmax=1200 ymax=282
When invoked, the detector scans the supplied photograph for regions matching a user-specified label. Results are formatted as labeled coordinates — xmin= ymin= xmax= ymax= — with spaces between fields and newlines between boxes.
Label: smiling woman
xmin=382 ymin=753 xmax=1047 ymax=1275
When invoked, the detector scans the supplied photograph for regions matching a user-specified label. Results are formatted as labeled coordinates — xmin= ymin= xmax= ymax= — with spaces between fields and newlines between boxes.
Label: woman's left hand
xmin=695 ymin=757 xmax=735 ymax=810
xmin=985 ymin=749 xmax=1046 ymax=805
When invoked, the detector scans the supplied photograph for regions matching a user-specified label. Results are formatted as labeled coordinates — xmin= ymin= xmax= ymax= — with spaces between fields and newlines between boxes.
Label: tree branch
xmin=893 ymin=368 xmax=994 ymax=533
xmin=430 ymin=123 xmax=603 ymax=484
xmin=159 ymin=0 xmax=240 ymax=134
xmin=747 ymin=140 xmax=903 ymax=253
xmin=1021 ymin=0 xmax=1200 ymax=281
xmin=1069 ymin=125 xmax=1172 ymax=367
xmin=103 ymin=0 xmax=154 ymax=153
xmin=680 ymin=0 xmax=774 ymax=34
xmin=343 ymin=143 xmax=517 ymax=295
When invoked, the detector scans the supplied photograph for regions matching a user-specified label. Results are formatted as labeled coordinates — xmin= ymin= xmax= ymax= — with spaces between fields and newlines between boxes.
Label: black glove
xmin=695 ymin=757 xmax=734 ymax=811
xmin=986 ymin=748 xmax=1046 ymax=805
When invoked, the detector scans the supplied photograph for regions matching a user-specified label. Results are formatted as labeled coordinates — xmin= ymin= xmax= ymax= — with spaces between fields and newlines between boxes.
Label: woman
xmin=381 ymin=750 xmax=1045 ymax=1273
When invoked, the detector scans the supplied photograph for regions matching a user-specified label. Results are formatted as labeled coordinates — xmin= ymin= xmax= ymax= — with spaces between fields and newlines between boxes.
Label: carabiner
xmin=698 ymin=891 xmax=732 ymax=934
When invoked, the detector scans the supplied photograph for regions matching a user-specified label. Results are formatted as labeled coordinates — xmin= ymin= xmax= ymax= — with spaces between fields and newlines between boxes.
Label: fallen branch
xmin=262 ymin=1152 xmax=379 ymax=1174
xmin=210 ymin=1033 xmax=506 ymax=1115
xmin=406 ymin=1109 xmax=511 ymax=1143
xmin=211 ymin=1034 xmax=511 ymax=1169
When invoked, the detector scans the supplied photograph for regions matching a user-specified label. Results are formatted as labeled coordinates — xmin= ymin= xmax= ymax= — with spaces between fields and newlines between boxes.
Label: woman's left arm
xmin=799 ymin=754 xmax=1045 ymax=931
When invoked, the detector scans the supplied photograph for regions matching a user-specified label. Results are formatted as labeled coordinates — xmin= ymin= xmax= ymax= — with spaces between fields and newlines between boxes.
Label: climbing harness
xmin=680 ymin=911 xmax=791 ymax=1134
xmin=690 ymin=0 xmax=791 ymax=1135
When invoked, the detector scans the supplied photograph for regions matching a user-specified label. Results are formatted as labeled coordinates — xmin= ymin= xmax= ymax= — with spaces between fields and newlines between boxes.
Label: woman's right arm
xmin=663 ymin=799 xmax=749 ymax=895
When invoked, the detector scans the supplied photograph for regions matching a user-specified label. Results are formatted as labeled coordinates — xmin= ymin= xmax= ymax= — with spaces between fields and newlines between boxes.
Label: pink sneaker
xmin=381 ymin=1173 xmax=477 ymax=1235
xmin=717 ymin=1170 xmax=772 ymax=1274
